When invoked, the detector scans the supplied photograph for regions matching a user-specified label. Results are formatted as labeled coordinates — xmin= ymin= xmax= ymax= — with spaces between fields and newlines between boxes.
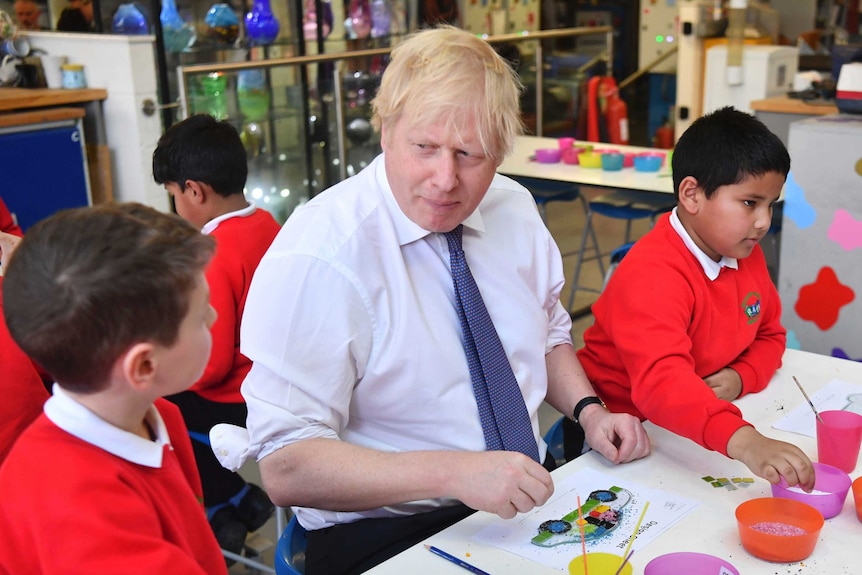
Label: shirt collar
xmin=201 ymin=201 xmax=256 ymax=235
xmin=43 ymin=384 xmax=172 ymax=468
xmin=669 ymin=207 xmax=738 ymax=281
xmin=376 ymin=154 xmax=485 ymax=247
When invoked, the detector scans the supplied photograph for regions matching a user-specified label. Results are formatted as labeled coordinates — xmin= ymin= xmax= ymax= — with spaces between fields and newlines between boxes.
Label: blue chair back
xmin=543 ymin=416 xmax=566 ymax=468
xmin=275 ymin=515 xmax=307 ymax=575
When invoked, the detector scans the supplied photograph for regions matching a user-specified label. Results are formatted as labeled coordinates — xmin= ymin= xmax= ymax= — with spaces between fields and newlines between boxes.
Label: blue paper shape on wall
xmin=783 ymin=170 xmax=816 ymax=230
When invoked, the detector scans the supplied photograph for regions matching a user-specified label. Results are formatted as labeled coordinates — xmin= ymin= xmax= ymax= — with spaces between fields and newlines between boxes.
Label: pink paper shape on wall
xmin=795 ymin=267 xmax=855 ymax=330
xmin=827 ymin=209 xmax=862 ymax=251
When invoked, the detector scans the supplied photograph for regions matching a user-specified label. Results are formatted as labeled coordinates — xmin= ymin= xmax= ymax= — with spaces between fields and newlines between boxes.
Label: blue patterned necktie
xmin=444 ymin=225 xmax=540 ymax=462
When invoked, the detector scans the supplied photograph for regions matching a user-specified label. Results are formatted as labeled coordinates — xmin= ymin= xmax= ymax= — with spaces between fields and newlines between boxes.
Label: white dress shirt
xmin=236 ymin=154 xmax=572 ymax=529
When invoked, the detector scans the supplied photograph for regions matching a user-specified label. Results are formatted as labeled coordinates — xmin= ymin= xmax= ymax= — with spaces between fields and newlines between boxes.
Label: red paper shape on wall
xmin=795 ymin=266 xmax=855 ymax=330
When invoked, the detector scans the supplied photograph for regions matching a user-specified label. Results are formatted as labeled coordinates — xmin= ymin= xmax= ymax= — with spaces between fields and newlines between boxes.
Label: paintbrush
xmin=577 ymin=495 xmax=588 ymax=575
xmin=615 ymin=501 xmax=649 ymax=575
xmin=793 ymin=376 xmax=824 ymax=423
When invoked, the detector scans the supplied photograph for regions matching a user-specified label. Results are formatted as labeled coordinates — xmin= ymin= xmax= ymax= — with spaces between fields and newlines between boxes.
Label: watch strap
xmin=572 ymin=396 xmax=606 ymax=424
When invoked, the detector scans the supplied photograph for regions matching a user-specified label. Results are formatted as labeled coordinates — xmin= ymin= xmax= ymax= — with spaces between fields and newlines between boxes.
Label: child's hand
xmin=727 ymin=426 xmax=815 ymax=491
xmin=704 ymin=367 xmax=742 ymax=401
xmin=0 ymin=231 xmax=22 ymax=271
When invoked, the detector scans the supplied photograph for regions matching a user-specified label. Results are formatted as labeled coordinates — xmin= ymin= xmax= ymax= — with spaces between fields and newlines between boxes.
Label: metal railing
xmin=177 ymin=26 xmax=613 ymax=181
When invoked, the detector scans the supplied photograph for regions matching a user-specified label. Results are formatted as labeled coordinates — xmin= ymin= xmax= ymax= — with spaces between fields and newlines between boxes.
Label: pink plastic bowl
xmin=644 ymin=552 xmax=739 ymax=575
xmin=561 ymin=147 xmax=584 ymax=165
xmin=771 ymin=462 xmax=851 ymax=519
xmin=535 ymin=148 xmax=562 ymax=163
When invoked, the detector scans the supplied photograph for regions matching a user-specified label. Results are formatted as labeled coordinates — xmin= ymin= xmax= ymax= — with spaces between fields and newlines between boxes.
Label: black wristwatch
xmin=572 ymin=396 xmax=606 ymax=424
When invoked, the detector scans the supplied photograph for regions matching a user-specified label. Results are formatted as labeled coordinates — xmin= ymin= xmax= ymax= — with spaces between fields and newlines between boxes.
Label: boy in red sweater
xmin=153 ymin=114 xmax=280 ymax=554
xmin=576 ymin=107 xmax=814 ymax=491
xmin=0 ymin=231 xmax=48 ymax=465
xmin=0 ymin=203 xmax=227 ymax=574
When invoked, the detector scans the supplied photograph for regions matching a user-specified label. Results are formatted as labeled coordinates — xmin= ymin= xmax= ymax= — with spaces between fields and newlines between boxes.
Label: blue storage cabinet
xmin=0 ymin=119 xmax=91 ymax=232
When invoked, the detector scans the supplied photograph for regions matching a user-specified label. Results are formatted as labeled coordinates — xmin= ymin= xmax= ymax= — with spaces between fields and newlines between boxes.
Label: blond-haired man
xmin=219 ymin=26 xmax=650 ymax=574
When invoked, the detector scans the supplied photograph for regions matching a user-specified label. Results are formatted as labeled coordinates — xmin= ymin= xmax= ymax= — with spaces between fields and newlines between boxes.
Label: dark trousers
xmin=166 ymin=391 xmax=247 ymax=506
xmin=305 ymin=453 xmax=557 ymax=575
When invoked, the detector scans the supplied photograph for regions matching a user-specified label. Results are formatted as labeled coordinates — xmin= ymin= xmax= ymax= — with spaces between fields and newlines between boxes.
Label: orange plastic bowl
xmin=735 ymin=497 xmax=823 ymax=562
xmin=853 ymin=476 xmax=862 ymax=522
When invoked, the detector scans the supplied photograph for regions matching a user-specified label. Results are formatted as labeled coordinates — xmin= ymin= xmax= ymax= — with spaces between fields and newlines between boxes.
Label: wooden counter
xmin=0 ymin=107 xmax=85 ymax=129
xmin=0 ymin=88 xmax=108 ymax=112
xmin=749 ymin=96 xmax=839 ymax=146
xmin=750 ymin=96 xmax=838 ymax=116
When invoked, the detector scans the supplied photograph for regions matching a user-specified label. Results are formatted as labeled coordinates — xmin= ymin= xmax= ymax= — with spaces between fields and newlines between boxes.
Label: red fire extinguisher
xmin=605 ymin=87 xmax=629 ymax=145
xmin=654 ymin=120 xmax=674 ymax=149
xmin=587 ymin=77 xmax=629 ymax=145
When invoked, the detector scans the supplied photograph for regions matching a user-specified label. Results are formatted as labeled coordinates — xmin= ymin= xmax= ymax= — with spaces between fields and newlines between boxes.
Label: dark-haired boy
xmin=153 ymin=114 xmax=280 ymax=552
xmin=0 ymin=203 xmax=227 ymax=574
xmin=576 ymin=107 xmax=815 ymax=490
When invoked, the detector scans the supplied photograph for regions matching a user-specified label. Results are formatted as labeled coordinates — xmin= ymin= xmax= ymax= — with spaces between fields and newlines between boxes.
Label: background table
xmin=498 ymin=136 xmax=675 ymax=196
xmin=367 ymin=348 xmax=862 ymax=574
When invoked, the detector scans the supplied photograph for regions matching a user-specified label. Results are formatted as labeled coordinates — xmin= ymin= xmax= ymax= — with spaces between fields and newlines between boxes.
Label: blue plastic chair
xmin=275 ymin=515 xmax=307 ymax=575
xmin=568 ymin=189 xmax=676 ymax=311
xmin=510 ymin=175 xmax=595 ymax=229
xmin=543 ymin=416 xmax=566 ymax=468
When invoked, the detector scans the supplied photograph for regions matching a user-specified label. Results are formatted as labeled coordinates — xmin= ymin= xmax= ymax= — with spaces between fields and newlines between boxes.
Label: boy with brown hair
xmin=576 ymin=107 xmax=815 ymax=491
xmin=0 ymin=203 xmax=227 ymax=574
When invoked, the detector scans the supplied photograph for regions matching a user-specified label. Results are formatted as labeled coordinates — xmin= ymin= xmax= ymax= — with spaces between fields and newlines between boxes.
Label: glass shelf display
xmin=176 ymin=26 xmax=613 ymax=223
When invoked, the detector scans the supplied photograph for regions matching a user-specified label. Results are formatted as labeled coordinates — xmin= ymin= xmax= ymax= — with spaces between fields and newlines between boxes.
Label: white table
xmin=498 ymin=136 xmax=675 ymax=196
xmin=367 ymin=349 xmax=862 ymax=574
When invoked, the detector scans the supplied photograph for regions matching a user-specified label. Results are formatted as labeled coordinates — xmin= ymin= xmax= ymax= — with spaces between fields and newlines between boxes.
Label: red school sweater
xmin=194 ymin=208 xmax=280 ymax=403
xmin=0 ymin=277 xmax=49 ymax=465
xmin=577 ymin=213 xmax=785 ymax=456
xmin=0 ymin=399 xmax=227 ymax=575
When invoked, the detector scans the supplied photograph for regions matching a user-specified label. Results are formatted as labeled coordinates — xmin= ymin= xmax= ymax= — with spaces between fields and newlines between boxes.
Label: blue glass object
xmin=160 ymin=0 xmax=196 ymax=52
xmin=205 ymin=3 xmax=239 ymax=44
xmin=245 ymin=0 xmax=280 ymax=46
xmin=112 ymin=3 xmax=148 ymax=35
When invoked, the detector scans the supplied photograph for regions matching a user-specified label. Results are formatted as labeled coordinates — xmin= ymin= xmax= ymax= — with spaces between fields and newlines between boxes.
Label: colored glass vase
xmin=245 ymin=0 xmax=280 ymax=46
xmin=160 ymin=0 xmax=196 ymax=52
xmin=347 ymin=0 xmax=371 ymax=39
xmin=190 ymin=72 xmax=228 ymax=120
xmin=370 ymin=0 xmax=390 ymax=38
xmin=237 ymin=69 xmax=270 ymax=122
xmin=112 ymin=3 xmax=148 ymax=35
xmin=205 ymin=3 xmax=239 ymax=44
xmin=302 ymin=0 xmax=332 ymax=41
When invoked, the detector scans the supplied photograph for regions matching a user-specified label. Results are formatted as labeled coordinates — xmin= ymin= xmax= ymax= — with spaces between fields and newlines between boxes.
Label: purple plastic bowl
xmin=535 ymin=148 xmax=562 ymax=163
xmin=644 ymin=552 xmax=739 ymax=575
xmin=771 ymin=462 xmax=851 ymax=519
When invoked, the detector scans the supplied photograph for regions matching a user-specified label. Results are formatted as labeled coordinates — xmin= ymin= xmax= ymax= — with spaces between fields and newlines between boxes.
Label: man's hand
xmin=704 ymin=367 xmax=742 ymax=401
xmin=446 ymin=451 xmax=554 ymax=519
xmin=578 ymin=404 xmax=651 ymax=464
